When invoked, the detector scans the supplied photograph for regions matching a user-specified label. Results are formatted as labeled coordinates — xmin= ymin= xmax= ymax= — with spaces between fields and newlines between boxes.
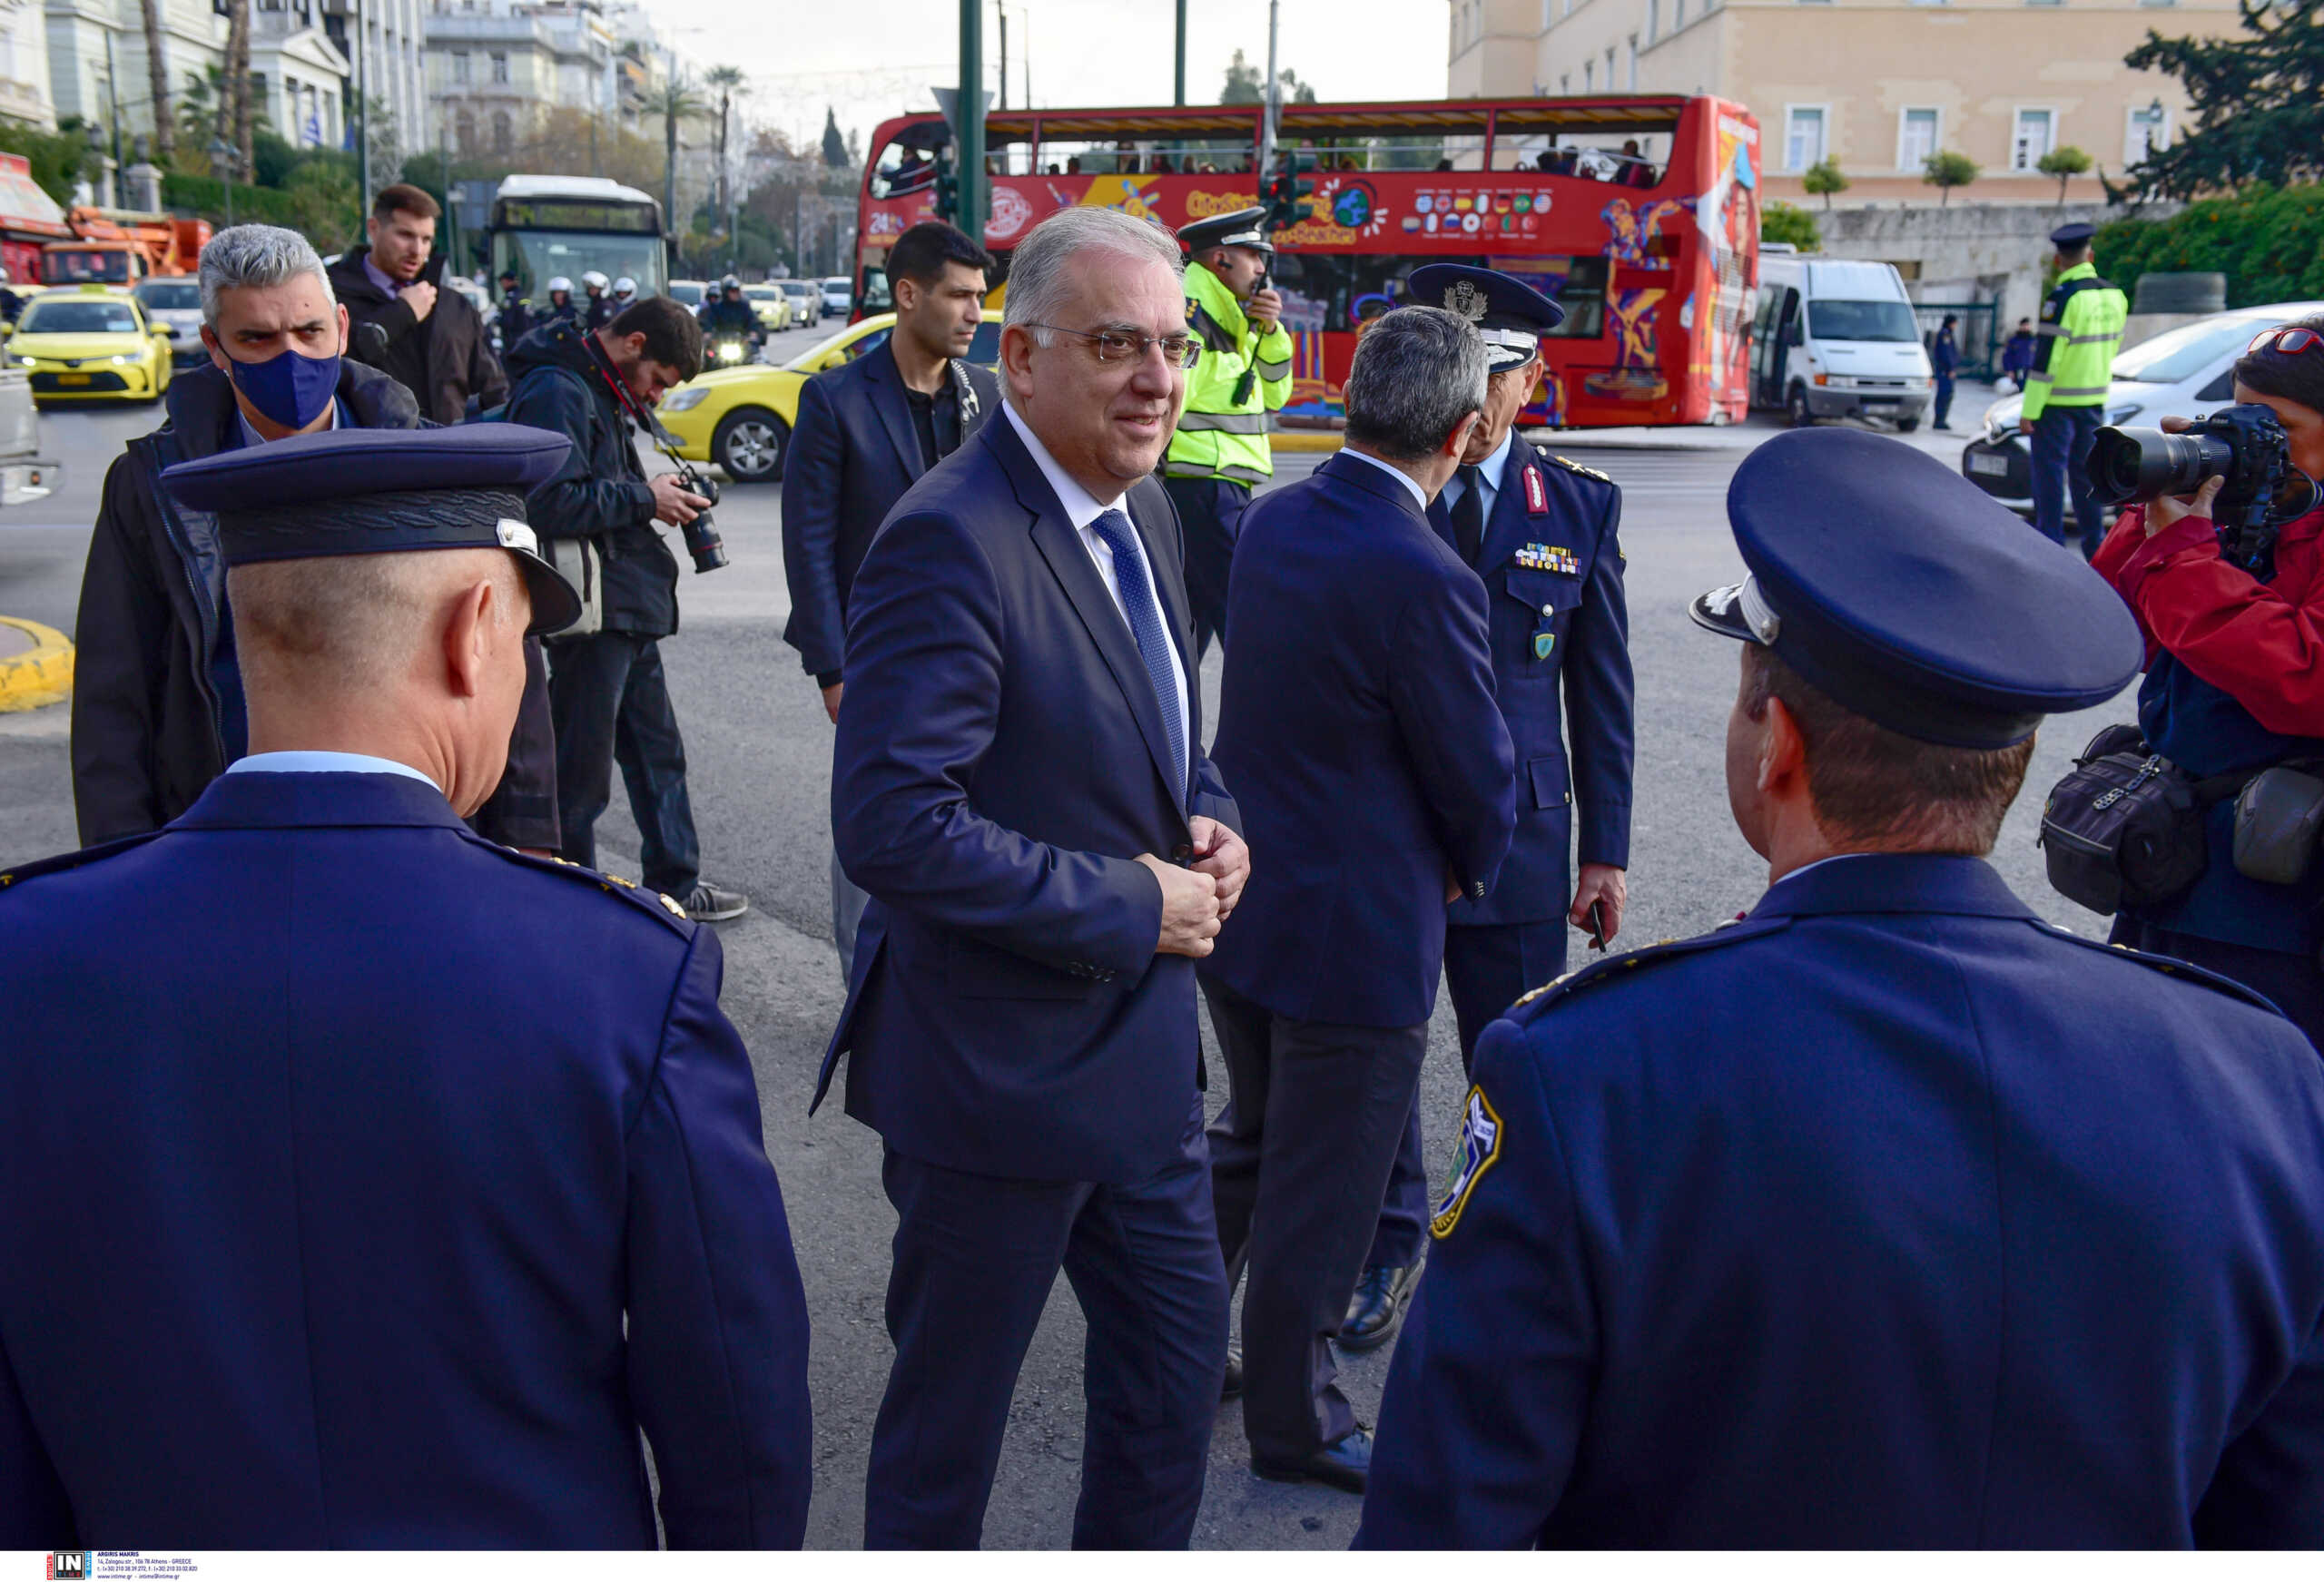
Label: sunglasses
xmin=2248 ymin=327 xmax=2324 ymax=357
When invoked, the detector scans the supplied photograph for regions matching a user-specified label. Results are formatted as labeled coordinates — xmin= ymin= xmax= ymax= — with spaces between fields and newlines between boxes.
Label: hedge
xmin=2097 ymin=185 xmax=2324 ymax=310
xmin=161 ymin=173 xmax=303 ymax=228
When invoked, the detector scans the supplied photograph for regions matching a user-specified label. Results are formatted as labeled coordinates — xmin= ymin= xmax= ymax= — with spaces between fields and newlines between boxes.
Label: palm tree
xmin=140 ymin=0 xmax=174 ymax=162
xmin=219 ymin=0 xmax=252 ymax=175
xmin=704 ymin=65 xmax=748 ymax=245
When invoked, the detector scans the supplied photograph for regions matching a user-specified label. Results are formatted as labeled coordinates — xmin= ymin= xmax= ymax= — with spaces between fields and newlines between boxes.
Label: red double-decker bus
xmin=854 ymin=95 xmax=1760 ymax=427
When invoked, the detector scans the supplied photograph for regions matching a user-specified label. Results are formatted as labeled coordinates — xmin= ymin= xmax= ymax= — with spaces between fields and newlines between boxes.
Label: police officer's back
xmin=0 ymin=428 xmax=812 ymax=1548
xmin=1356 ymin=430 xmax=2324 ymax=1548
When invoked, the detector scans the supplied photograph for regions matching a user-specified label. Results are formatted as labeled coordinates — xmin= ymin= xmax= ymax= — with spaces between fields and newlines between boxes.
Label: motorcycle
xmin=706 ymin=331 xmax=761 ymax=371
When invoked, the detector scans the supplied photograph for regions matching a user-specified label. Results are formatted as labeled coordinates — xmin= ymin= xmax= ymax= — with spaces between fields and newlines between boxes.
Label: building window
xmin=1674 ymin=0 xmax=1686 ymax=23
xmin=2012 ymin=106 xmax=2054 ymax=171
xmin=1541 ymin=0 xmax=1553 ymax=28
xmin=1605 ymin=45 xmax=1616 ymax=84
xmin=492 ymin=110 xmax=512 ymax=152
xmin=1628 ymin=34 xmax=1639 ymax=88
xmin=1896 ymin=106 xmax=1938 ymax=170
xmin=1560 ymin=73 xmax=1570 ymax=93
xmin=490 ymin=52 xmax=509 ymax=84
xmin=451 ymin=51 xmax=469 ymax=84
xmin=1648 ymin=0 xmax=1660 ymax=37
xmin=2125 ymin=102 xmax=2171 ymax=165
xmin=1784 ymin=104 xmax=1827 ymax=172
xmin=455 ymin=109 xmax=476 ymax=154
xmin=1584 ymin=59 xmax=1594 ymax=91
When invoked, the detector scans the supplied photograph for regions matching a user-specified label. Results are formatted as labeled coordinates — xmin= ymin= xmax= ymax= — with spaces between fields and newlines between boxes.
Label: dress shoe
xmin=1337 ymin=1263 xmax=1420 ymax=1351
xmin=1221 ymin=1345 xmax=1243 ymax=1401
xmin=1253 ymin=1428 xmax=1372 ymax=1494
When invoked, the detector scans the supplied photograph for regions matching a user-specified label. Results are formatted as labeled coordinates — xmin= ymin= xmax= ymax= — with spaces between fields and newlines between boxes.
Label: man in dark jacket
xmin=73 ymin=223 xmax=559 ymax=852
xmin=503 ymin=296 xmax=746 ymax=921
xmin=495 ymin=266 xmax=532 ymax=350
xmin=328 ymin=183 xmax=506 ymax=427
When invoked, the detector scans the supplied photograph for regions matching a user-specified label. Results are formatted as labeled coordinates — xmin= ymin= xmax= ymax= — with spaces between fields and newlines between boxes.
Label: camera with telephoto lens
xmin=2086 ymin=403 xmax=2319 ymax=538
xmin=679 ymin=470 xmax=727 ymax=573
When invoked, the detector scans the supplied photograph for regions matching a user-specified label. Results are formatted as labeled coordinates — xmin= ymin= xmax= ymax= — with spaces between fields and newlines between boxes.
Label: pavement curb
xmin=0 ymin=615 xmax=73 ymax=713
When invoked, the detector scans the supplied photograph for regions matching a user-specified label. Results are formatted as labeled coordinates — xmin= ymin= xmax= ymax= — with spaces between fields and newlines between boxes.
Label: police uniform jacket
xmin=1429 ymin=437 xmax=1632 ymax=927
xmin=1357 ymin=853 xmax=2324 ymax=1548
xmin=1202 ymin=451 xmax=1518 ymax=1028
xmin=0 ymin=770 xmax=813 ymax=1548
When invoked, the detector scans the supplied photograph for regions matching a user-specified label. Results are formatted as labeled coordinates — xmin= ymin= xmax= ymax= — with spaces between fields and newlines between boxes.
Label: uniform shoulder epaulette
xmin=1503 ymin=914 xmax=1791 ymax=1022
xmin=473 ymin=840 xmax=694 ymax=936
xmin=2032 ymin=920 xmax=2285 ymax=1017
xmin=1531 ymin=444 xmax=1611 ymax=486
xmin=0 ymin=829 xmax=165 ymax=894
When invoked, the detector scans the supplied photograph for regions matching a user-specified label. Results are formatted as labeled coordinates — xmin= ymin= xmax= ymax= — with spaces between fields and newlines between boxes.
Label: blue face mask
xmin=226 ymin=344 xmax=340 ymax=431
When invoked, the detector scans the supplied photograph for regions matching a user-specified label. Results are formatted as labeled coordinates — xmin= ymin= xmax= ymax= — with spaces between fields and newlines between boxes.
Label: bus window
xmin=872 ymin=141 xmax=940 ymax=201
xmin=1489 ymin=257 xmax=1610 ymax=339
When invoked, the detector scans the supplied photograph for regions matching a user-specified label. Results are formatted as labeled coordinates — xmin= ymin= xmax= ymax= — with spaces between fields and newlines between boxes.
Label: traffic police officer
xmin=1354 ymin=428 xmax=2324 ymax=1548
xmin=0 ymin=426 xmax=814 ymax=1547
xmin=1347 ymin=263 xmax=1634 ymax=1351
xmin=1167 ymin=205 xmax=1295 ymax=658
xmin=2020 ymin=221 xmax=2128 ymax=556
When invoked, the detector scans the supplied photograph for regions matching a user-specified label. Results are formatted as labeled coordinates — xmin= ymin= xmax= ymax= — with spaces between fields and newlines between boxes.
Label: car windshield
xmin=491 ymin=231 xmax=665 ymax=302
xmin=1806 ymin=300 xmax=1919 ymax=342
xmin=667 ymin=282 xmax=704 ymax=307
xmin=783 ymin=283 xmax=814 ymax=299
xmin=824 ymin=279 xmax=850 ymax=291
xmin=786 ymin=320 xmax=891 ymax=371
xmin=2110 ymin=313 xmax=2280 ymax=386
xmin=22 ymin=300 xmax=139 ymax=334
xmin=135 ymin=280 xmax=200 ymax=310
xmin=745 ymin=288 xmax=778 ymax=300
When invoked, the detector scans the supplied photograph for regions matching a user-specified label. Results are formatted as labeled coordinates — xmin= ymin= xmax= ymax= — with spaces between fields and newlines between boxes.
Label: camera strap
xmin=582 ymin=330 xmax=706 ymax=486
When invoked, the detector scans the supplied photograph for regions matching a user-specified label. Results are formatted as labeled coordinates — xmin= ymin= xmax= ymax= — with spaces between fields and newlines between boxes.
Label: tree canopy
xmin=2122 ymin=0 xmax=2324 ymax=199
xmin=1220 ymin=48 xmax=1316 ymax=105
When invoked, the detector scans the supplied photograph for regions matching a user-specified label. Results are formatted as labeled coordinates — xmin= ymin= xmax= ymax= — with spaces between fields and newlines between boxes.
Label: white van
xmin=1750 ymin=253 xmax=1936 ymax=430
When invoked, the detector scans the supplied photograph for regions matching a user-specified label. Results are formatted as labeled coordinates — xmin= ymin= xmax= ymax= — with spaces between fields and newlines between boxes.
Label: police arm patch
xmin=1430 ymin=1085 xmax=1504 ymax=1240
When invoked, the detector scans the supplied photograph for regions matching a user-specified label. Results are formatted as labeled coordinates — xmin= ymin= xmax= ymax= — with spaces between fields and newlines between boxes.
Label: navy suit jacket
xmin=1203 ymin=451 xmax=1517 ymax=1028
xmin=816 ymin=413 xmax=1238 ymax=1184
xmin=781 ymin=339 xmax=1001 ymax=682
xmin=1358 ymin=854 xmax=2324 ymax=1548
xmin=1430 ymin=442 xmax=1633 ymax=927
xmin=0 ymin=772 xmax=812 ymax=1548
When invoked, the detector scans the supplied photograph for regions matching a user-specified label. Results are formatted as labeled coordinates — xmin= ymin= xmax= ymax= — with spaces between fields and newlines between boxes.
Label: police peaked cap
xmin=1177 ymin=206 xmax=1274 ymax=257
xmin=1405 ymin=263 xmax=1565 ymax=372
xmin=161 ymin=425 xmax=585 ymax=636
xmin=1689 ymin=428 xmax=2141 ymax=749
xmin=2049 ymin=221 xmax=2098 ymax=247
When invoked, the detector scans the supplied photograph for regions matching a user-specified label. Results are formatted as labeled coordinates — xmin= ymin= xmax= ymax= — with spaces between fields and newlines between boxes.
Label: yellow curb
xmin=1269 ymin=430 xmax=1344 ymax=454
xmin=0 ymin=616 xmax=73 ymax=712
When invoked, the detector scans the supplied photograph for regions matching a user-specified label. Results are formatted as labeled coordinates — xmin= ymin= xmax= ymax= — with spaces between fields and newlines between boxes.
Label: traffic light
xmin=933 ymin=146 xmax=960 ymax=223
xmin=1263 ymin=157 xmax=1315 ymax=234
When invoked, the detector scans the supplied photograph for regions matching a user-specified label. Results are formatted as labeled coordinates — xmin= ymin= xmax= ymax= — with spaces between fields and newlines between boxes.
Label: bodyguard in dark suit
xmin=0 ymin=427 xmax=812 ymax=1548
xmin=1356 ymin=429 xmax=2324 ymax=1548
xmin=1200 ymin=305 xmax=1517 ymax=1495
xmin=817 ymin=208 xmax=1249 ymax=1548
xmin=1354 ymin=265 xmax=1635 ymax=1350
xmin=783 ymin=221 xmax=1000 ymax=980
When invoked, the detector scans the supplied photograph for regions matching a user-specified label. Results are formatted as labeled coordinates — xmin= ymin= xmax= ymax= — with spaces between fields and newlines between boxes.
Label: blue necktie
xmin=1087 ymin=508 xmax=1187 ymax=808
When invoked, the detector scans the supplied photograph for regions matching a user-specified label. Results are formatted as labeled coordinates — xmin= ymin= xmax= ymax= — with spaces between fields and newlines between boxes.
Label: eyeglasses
xmin=1019 ymin=323 xmax=1198 ymax=368
xmin=2248 ymin=327 xmax=2324 ymax=357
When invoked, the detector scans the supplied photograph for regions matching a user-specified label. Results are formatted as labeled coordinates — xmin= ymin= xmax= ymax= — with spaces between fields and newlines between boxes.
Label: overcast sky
xmin=647 ymin=0 xmax=1453 ymax=152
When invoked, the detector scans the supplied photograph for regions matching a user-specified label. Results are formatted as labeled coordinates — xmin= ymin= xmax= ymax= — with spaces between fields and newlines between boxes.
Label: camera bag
xmin=541 ymin=535 xmax=604 ymax=640
xmin=2232 ymin=765 xmax=2324 ymax=885
xmin=2040 ymin=727 xmax=2211 ymax=915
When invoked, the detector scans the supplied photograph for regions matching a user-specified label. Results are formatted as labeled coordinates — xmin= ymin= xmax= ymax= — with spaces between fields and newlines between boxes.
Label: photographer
xmin=2090 ymin=312 xmax=2324 ymax=1043
xmin=503 ymin=295 xmax=748 ymax=922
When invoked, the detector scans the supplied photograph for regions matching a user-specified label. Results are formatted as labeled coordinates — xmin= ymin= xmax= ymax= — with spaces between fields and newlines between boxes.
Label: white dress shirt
xmin=225 ymin=750 xmax=440 ymax=791
xmin=1438 ymin=426 xmax=1516 ymax=523
xmin=1339 ymin=445 xmax=1432 ymax=512
xmin=1001 ymin=403 xmax=1192 ymax=786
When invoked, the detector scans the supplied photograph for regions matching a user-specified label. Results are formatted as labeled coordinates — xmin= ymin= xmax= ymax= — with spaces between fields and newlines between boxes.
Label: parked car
xmin=666 ymin=279 xmax=707 ymax=311
xmin=821 ymin=276 xmax=852 ymax=319
xmin=132 ymin=276 xmax=204 ymax=367
xmin=743 ymin=284 xmax=792 ymax=333
xmin=1962 ymin=300 xmax=2324 ymax=513
xmin=1749 ymin=252 xmax=1936 ymax=430
xmin=7 ymin=285 xmax=175 ymax=405
xmin=0 ymin=357 xmax=60 ymax=505
xmin=778 ymin=280 xmax=820 ymax=327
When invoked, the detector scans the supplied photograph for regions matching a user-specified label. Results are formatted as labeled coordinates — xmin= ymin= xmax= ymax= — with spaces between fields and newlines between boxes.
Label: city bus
xmin=854 ymin=95 xmax=1759 ymax=427
xmin=487 ymin=175 xmax=667 ymax=309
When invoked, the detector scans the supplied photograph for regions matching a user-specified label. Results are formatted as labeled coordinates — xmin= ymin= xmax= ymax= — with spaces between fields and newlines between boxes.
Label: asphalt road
xmin=0 ymin=352 xmax=2127 ymax=1548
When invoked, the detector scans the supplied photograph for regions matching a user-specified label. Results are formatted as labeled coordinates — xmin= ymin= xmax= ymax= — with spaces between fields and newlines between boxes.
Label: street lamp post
xmin=210 ymin=137 xmax=237 ymax=227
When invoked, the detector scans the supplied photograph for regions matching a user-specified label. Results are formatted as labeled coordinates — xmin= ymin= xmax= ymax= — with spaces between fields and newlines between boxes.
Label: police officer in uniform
xmin=2020 ymin=221 xmax=2128 ymax=556
xmin=0 ymin=426 xmax=813 ymax=1547
xmin=1346 ymin=264 xmax=1634 ymax=1351
xmin=495 ymin=265 xmax=532 ymax=351
xmin=1354 ymin=428 xmax=2324 ymax=1548
xmin=1167 ymin=206 xmax=1294 ymax=658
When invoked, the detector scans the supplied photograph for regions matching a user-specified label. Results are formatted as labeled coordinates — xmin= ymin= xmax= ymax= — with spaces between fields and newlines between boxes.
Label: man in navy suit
xmin=1199 ymin=305 xmax=1517 ymax=1495
xmin=783 ymin=220 xmax=1000 ymax=981
xmin=1356 ymin=429 xmax=2324 ymax=1548
xmin=1352 ymin=265 xmax=1635 ymax=1351
xmin=818 ymin=207 xmax=1249 ymax=1548
xmin=0 ymin=427 xmax=812 ymax=1548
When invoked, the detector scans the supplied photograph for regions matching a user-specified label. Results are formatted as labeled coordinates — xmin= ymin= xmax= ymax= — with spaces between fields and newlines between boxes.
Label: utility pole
xmin=1258 ymin=0 xmax=1279 ymax=184
xmin=663 ymin=42 xmax=679 ymax=259
xmin=100 ymin=28 xmax=122 ymax=171
xmin=354 ymin=0 xmax=370 ymax=210
xmin=997 ymin=0 xmax=1008 ymax=110
xmin=1174 ymin=0 xmax=1186 ymax=107
xmin=956 ymin=0 xmax=986 ymax=247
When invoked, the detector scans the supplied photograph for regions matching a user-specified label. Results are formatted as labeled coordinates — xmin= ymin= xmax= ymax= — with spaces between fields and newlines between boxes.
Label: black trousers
xmin=1933 ymin=373 xmax=1955 ymax=427
xmin=1162 ymin=475 xmax=1250 ymax=661
xmin=546 ymin=631 xmax=700 ymax=898
xmin=865 ymin=1096 xmax=1227 ymax=1549
xmin=1204 ymin=977 xmax=1426 ymax=1463
xmin=2031 ymin=404 xmax=2105 ymax=553
xmin=2111 ymin=916 xmax=2324 ymax=1053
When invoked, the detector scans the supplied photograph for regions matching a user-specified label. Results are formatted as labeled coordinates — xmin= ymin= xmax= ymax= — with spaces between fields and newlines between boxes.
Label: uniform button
xmin=1541 ymin=604 xmax=1554 ymax=616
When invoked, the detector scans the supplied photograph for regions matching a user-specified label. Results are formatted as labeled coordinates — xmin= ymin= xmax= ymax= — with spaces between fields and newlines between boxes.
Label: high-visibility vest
xmin=2024 ymin=260 xmax=2128 ymax=420
xmin=1167 ymin=259 xmax=1293 ymax=486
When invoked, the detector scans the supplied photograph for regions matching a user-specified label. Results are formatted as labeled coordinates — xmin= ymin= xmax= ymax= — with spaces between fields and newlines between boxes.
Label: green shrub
xmin=1761 ymin=200 xmax=1820 ymax=251
xmin=2097 ymin=184 xmax=2324 ymax=309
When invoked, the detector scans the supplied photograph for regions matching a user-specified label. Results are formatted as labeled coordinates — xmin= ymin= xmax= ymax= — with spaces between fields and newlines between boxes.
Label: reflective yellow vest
xmin=1167 ymin=260 xmax=1293 ymax=486
xmin=2023 ymin=261 xmax=2128 ymax=420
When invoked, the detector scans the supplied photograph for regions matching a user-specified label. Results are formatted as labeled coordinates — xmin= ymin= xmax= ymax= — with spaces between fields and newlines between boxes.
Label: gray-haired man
xmin=1197 ymin=305 xmax=1517 ymax=1495
xmin=72 ymin=223 xmax=561 ymax=850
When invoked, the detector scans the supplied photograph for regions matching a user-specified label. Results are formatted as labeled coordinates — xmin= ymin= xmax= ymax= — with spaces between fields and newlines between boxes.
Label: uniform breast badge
xmin=1515 ymin=543 xmax=1581 ymax=575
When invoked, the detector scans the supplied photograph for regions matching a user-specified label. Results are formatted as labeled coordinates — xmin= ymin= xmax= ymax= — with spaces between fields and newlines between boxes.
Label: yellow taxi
xmin=8 ymin=285 xmax=174 ymax=405
xmin=743 ymin=284 xmax=792 ymax=334
xmin=659 ymin=312 xmax=1003 ymax=484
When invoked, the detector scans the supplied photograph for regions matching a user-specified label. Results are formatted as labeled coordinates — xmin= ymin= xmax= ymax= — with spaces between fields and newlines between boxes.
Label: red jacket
xmin=2093 ymin=502 xmax=2324 ymax=736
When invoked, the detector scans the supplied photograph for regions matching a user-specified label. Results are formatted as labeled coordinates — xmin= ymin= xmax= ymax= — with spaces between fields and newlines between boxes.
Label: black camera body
xmin=677 ymin=469 xmax=727 ymax=574
xmin=2087 ymin=404 xmax=2319 ymax=543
